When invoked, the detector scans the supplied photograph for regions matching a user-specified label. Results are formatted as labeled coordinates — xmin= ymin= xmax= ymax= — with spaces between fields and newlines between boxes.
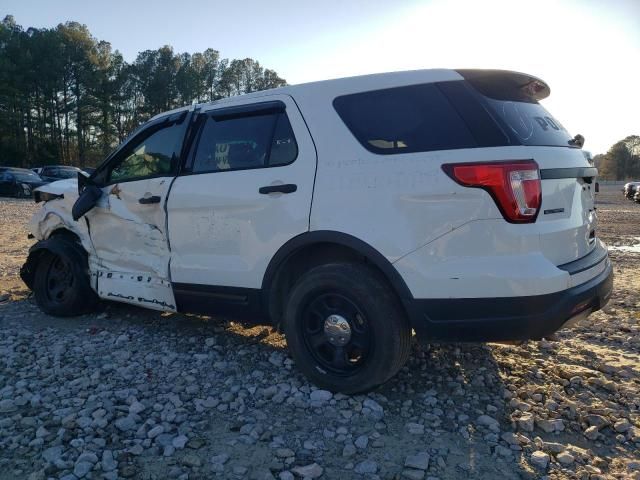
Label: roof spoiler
xmin=456 ymin=69 xmax=550 ymax=101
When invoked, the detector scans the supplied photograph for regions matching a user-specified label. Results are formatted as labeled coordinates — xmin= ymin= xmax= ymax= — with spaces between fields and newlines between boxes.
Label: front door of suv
xmin=85 ymin=111 xmax=190 ymax=311
xmin=167 ymin=95 xmax=317 ymax=316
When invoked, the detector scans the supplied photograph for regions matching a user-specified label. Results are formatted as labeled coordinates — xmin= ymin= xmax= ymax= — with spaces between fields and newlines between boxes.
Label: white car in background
xmin=22 ymin=69 xmax=613 ymax=393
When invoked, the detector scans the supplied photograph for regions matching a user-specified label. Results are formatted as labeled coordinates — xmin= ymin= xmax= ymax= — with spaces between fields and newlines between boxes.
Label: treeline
xmin=594 ymin=135 xmax=640 ymax=180
xmin=0 ymin=15 xmax=287 ymax=168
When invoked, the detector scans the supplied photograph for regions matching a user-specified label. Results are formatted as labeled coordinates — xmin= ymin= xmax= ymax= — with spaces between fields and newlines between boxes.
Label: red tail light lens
xmin=442 ymin=160 xmax=542 ymax=223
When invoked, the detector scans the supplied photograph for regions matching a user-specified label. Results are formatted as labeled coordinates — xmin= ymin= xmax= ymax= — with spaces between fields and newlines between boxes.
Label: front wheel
xmin=33 ymin=239 xmax=98 ymax=316
xmin=282 ymin=263 xmax=411 ymax=394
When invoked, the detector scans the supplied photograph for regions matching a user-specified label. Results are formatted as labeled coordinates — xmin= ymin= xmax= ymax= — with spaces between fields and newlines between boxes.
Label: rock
xmin=73 ymin=461 xmax=93 ymax=478
xmin=343 ymin=443 xmax=357 ymax=457
xmin=536 ymin=419 xmax=555 ymax=433
xmin=279 ymin=472 xmax=295 ymax=480
xmin=614 ymin=419 xmax=632 ymax=433
xmin=584 ymin=426 xmax=599 ymax=440
xmin=102 ymin=450 xmax=117 ymax=472
xmin=129 ymin=401 xmax=146 ymax=414
xmin=477 ymin=415 xmax=500 ymax=431
xmin=517 ymin=413 xmax=535 ymax=432
xmin=210 ymin=453 xmax=229 ymax=465
xmin=406 ymin=423 xmax=425 ymax=435
xmin=556 ymin=451 xmax=574 ymax=465
xmin=530 ymin=451 xmax=550 ymax=470
xmin=402 ymin=469 xmax=426 ymax=480
xmin=585 ymin=414 xmax=609 ymax=429
xmin=42 ymin=446 xmax=63 ymax=464
xmin=405 ymin=452 xmax=430 ymax=470
xmin=501 ymin=432 xmax=521 ymax=446
xmin=291 ymin=463 xmax=323 ymax=478
xmin=363 ymin=398 xmax=384 ymax=418
xmin=355 ymin=435 xmax=369 ymax=449
xmin=147 ymin=425 xmax=164 ymax=438
xmin=542 ymin=442 xmax=566 ymax=454
xmin=77 ymin=452 xmax=98 ymax=464
xmin=309 ymin=390 xmax=332 ymax=403
xmin=276 ymin=448 xmax=295 ymax=458
xmin=115 ymin=416 xmax=137 ymax=432
xmin=0 ymin=399 xmax=16 ymax=413
xmin=172 ymin=435 xmax=188 ymax=449
xmin=354 ymin=460 xmax=378 ymax=475
xmin=181 ymin=453 xmax=202 ymax=467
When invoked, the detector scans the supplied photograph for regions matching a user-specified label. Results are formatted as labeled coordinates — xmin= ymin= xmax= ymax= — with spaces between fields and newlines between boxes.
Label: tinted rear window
xmin=464 ymin=77 xmax=574 ymax=147
xmin=333 ymin=84 xmax=477 ymax=154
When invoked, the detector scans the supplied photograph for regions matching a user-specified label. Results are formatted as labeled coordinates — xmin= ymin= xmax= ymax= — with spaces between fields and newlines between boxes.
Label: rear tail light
xmin=442 ymin=160 xmax=542 ymax=223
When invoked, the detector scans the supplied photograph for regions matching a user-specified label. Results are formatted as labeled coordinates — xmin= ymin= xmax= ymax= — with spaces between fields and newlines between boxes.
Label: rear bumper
xmin=404 ymin=259 xmax=613 ymax=342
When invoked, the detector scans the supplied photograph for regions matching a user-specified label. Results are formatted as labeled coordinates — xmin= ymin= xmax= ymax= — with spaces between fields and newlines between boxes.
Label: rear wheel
xmin=282 ymin=263 xmax=411 ymax=394
xmin=33 ymin=239 xmax=98 ymax=316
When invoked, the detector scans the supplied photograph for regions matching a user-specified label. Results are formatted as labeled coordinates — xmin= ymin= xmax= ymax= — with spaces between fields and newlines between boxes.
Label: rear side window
xmin=333 ymin=84 xmax=477 ymax=154
xmin=191 ymin=112 xmax=297 ymax=173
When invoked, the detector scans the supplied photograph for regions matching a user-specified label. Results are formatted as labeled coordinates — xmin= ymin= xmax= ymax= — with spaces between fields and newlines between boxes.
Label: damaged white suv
xmin=22 ymin=69 xmax=613 ymax=393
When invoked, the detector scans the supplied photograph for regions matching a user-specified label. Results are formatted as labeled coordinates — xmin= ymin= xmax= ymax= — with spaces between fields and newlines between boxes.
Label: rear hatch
xmin=453 ymin=70 xmax=598 ymax=266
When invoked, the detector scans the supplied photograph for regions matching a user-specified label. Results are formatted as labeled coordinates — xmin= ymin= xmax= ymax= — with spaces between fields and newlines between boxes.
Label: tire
xmin=282 ymin=263 xmax=412 ymax=394
xmin=33 ymin=238 xmax=99 ymax=316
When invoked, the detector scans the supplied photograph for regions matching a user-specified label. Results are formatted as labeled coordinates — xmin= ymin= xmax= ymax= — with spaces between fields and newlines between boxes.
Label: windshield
xmin=14 ymin=172 xmax=42 ymax=182
xmin=57 ymin=168 xmax=79 ymax=179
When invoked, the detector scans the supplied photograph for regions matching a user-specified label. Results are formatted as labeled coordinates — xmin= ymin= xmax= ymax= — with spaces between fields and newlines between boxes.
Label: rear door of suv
xmin=167 ymin=94 xmax=317 ymax=315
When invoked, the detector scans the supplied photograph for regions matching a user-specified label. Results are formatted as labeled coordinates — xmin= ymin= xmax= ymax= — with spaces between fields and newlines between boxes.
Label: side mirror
xmin=72 ymin=185 xmax=102 ymax=221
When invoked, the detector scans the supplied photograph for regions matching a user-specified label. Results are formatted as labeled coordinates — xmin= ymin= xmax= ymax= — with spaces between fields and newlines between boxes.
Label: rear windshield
xmin=333 ymin=80 xmax=574 ymax=155
xmin=479 ymin=96 xmax=572 ymax=147
xmin=458 ymin=76 xmax=573 ymax=147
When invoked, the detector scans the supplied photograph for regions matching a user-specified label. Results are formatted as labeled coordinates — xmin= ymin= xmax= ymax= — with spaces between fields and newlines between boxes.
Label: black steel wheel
xmin=300 ymin=292 xmax=372 ymax=376
xmin=32 ymin=236 xmax=98 ymax=316
xmin=283 ymin=263 xmax=411 ymax=394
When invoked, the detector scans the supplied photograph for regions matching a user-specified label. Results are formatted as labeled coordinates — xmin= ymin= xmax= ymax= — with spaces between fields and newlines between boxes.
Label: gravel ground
xmin=0 ymin=185 xmax=638 ymax=480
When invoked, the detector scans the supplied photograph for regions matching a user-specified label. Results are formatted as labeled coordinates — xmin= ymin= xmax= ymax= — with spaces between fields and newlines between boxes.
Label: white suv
xmin=22 ymin=69 xmax=613 ymax=393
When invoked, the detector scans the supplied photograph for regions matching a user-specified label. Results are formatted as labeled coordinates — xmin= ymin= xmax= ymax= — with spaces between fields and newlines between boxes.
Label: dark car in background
xmin=0 ymin=168 xmax=46 ymax=197
xmin=623 ymin=182 xmax=640 ymax=199
xmin=39 ymin=165 xmax=81 ymax=183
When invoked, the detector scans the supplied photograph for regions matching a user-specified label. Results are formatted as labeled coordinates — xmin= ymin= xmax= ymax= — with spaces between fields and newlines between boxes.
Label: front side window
xmin=191 ymin=112 xmax=297 ymax=173
xmin=109 ymin=123 xmax=183 ymax=183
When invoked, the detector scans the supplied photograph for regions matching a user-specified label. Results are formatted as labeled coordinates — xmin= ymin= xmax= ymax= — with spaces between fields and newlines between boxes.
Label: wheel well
xmin=49 ymin=228 xmax=81 ymax=244
xmin=20 ymin=229 xmax=84 ymax=290
xmin=265 ymin=242 xmax=407 ymax=328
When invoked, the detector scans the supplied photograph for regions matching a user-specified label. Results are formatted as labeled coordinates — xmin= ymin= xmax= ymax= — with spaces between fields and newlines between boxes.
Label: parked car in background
xmin=31 ymin=167 xmax=43 ymax=175
xmin=634 ymin=190 xmax=640 ymax=203
xmin=21 ymin=69 xmax=613 ymax=393
xmin=0 ymin=168 xmax=46 ymax=197
xmin=39 ymin=165 xmax=82 ymax=183
xmin=623 ymin=181 xmax=640 ymax=199
xmin=81 ymin=167 xmax=96 ymax=175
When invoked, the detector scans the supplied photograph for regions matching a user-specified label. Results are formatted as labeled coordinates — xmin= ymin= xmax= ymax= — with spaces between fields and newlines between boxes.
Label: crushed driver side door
xmin=85 ymin=110 xmax=191 ymax=311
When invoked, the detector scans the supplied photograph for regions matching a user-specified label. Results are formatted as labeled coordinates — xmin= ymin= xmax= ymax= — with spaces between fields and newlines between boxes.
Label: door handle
xmin=138 ymin=195 xmax=161 ymax=204
xmin=259 ymin=184 xmax=297 ymax=195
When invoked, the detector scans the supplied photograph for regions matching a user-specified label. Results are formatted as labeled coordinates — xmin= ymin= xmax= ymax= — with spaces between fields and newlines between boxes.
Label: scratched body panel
xmin=32 ymin=177 xmax=176 ymax=312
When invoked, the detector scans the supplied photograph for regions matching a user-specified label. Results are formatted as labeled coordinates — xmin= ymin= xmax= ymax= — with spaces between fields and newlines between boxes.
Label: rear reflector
xmin=442 ymin=160 xmax=542 ymax=223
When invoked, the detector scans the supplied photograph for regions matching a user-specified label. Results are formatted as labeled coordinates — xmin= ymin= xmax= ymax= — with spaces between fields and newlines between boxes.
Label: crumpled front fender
xmin=20 ymin=235 xmax=90 ymax=290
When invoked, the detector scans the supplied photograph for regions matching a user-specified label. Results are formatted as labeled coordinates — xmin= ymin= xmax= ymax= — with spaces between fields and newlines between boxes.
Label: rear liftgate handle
xmin=259 ymin=184 xmax=297 ymax=195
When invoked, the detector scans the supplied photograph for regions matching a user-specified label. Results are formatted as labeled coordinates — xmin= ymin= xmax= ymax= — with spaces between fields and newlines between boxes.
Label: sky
xmin=3 ymin=0 xmax=639 ymax=154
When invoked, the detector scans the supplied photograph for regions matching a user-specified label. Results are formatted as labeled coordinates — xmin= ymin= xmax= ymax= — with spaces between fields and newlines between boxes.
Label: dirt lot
xmin=0 ymin=185 xmax=638 ymax=480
